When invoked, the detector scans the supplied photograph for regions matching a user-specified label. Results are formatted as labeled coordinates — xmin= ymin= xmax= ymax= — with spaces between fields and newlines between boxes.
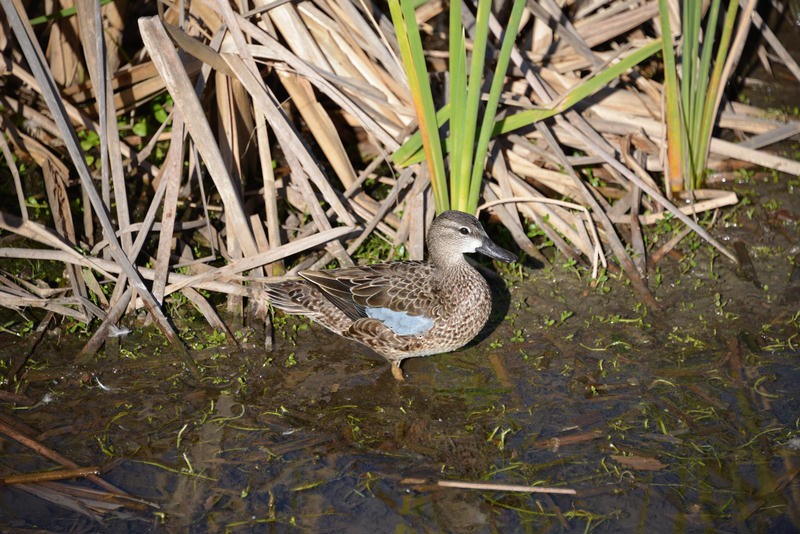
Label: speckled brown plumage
xmin=263 ymin=211 xmax=516 ymax=380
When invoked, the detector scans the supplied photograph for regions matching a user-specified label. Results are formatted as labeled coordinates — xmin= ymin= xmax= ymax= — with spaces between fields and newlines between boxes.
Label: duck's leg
xmin=391 ymin=361 xmax=404 ymax=381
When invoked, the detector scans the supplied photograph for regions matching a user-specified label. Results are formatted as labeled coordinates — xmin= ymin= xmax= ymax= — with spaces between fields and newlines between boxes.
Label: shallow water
xmin=1 ymin=170 xmax=799 ymax=533
xmin=3 ymin=16 xmax=800 ymax=532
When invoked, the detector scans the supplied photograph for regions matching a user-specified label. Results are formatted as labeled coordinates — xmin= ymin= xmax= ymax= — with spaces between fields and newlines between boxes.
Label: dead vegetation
xmin=0 ymin=0 xmax=798 ymax=356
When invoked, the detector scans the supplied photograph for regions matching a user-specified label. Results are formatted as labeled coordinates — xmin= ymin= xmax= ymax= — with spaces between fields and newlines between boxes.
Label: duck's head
xmin=427 ymin=210 xmax=516 ymax=266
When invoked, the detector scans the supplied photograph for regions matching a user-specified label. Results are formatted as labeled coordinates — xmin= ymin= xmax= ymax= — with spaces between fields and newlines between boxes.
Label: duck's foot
xmin=391 ymin=362 xmax=404 ymax=381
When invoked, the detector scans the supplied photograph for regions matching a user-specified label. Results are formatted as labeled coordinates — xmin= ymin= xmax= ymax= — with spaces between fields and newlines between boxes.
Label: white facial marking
xmin=365 ymin=307 xmax=434 ymax=336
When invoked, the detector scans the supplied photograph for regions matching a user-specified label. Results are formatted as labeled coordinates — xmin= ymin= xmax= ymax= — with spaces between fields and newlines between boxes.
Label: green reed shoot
xmin=659 ymin=0 xmax=741 ymax=191
xmin=391 ymin=2 xmax=661 ymax=211
xmin=389 ymin=0 xmax=525 ymax=214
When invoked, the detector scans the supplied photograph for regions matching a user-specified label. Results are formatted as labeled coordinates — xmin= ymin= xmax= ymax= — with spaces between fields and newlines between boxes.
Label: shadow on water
xmin=468 ymin=261 xmax=513 ymax=348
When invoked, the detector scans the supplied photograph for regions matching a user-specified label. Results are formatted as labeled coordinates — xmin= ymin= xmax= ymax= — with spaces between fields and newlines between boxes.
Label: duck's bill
xmin=477 ymin=240 xmax=516 ymax=263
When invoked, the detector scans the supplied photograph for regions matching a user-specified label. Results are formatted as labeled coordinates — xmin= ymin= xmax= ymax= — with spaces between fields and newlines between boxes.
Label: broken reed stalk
xmin=437 ymin=480 xmax=577 ymax=495
xmin=0 ymin=417 xmax=126 ymax=495
xmin=1 ymin=467 xmax=100 ymax=486
xmin=400 ymin=477 xmax=577 ymax=495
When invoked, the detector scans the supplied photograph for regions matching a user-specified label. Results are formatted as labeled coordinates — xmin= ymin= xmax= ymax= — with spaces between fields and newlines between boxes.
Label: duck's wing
xmin=299 ymin=262 xmax=438 ymax=328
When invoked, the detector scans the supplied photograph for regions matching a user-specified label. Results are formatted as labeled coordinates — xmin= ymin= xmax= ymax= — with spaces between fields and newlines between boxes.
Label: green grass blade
xmin=466 ymin=0 xmax=526 ymax=213
xmin=689 ymin=0 xmax=722 ymax=183
xmin=388 ymin=0 xmax=449 ymax=211
xmin=448 ymin=0 xmax=467 ymax=211
xmin=394 ymin=40 xmax=662 ymax=168
xmin=392 ymin=104 xmax=451 ymax=167
xmin=495 ymin=40 xmax=662 ymax=134
xmin=681 ymin=0 xmax=701 ymax=139
xmin=658 ymin=0 xmax=686 ymax=192
xmin=451 ymin=0 xmax=493 ymax=211
xmin=695 ymin=0 xmax=739 ymax=188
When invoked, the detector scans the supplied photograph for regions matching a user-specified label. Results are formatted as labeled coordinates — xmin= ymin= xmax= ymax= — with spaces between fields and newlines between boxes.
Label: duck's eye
xmin=459 ymin=227 xmax=470 ymax=235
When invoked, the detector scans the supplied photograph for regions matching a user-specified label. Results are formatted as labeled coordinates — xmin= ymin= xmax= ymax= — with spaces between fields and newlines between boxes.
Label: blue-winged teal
xmin=263 ymin=210 xmax=516 ymax=380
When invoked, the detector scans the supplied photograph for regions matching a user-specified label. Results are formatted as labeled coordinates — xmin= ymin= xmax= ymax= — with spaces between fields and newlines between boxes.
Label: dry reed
xmin=0 ymin=0 xmax=796 ymax=354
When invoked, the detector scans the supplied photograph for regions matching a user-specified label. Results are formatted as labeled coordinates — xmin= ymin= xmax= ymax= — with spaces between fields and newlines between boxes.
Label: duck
xmin=263 ymin=210 xmax=516 ymax=380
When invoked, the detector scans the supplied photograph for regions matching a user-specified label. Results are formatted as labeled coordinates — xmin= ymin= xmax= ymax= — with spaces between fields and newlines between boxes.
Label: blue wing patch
xmin=365 ymin=307 xmax=434 ymax=336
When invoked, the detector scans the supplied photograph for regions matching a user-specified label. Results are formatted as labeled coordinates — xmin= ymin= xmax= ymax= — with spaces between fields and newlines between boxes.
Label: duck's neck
xmin=430 ymin=251 xmax=475 ymax=279
xmin=430 ymin=254 xmax=486 ymax=303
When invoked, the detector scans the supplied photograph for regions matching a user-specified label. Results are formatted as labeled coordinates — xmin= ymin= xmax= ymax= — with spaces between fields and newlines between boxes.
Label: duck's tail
xmin=262 ymin=279 xmax=352 ymax=334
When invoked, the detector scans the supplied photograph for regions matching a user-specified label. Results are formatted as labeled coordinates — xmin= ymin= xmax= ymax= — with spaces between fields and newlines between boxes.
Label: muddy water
xmin=3 ymin=18 xmax=800 ymax=533
xmin=1 ymin=171 xmax=799 ymax=533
